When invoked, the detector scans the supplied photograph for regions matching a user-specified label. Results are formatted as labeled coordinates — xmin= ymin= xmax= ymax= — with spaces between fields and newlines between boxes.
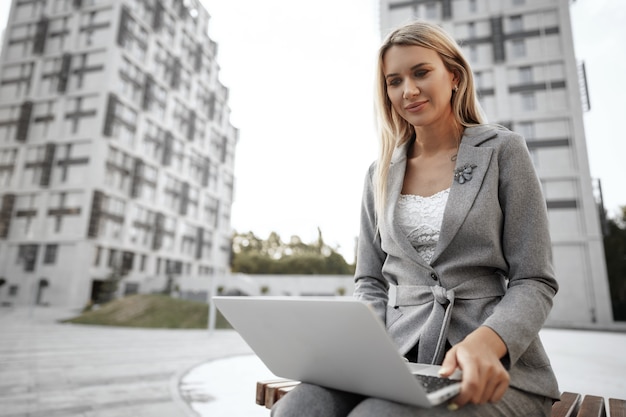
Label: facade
xmin=0 ymin=0 xmax=238 ymax=309
xmin=379 ymin=0 xmax=613 ymax=327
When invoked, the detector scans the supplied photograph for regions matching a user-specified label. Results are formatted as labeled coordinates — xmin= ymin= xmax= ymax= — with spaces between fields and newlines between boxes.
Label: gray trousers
xmin=270 ymin=383 xmax=553 ymax=417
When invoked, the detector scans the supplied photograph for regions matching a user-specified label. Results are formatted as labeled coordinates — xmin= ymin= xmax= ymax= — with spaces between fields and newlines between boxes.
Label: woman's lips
xmin=404 ymin=100 xmax=427 ymax=112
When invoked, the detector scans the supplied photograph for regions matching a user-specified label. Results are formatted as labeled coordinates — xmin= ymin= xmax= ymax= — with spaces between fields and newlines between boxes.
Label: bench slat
xmin=265 ymin=381 xmax=300 ymax=408
xmin=256 ymin=379 xmax=292 ymax=406
xmin=552 ymin=392 xmax=582 ymax=417
xmin=578 ymin=395 xmax=606 ymax=417
xmin=256 ymin=382 xmax=624 ymax=417
xmin=609 ymin=398 xmax=626 ymax=417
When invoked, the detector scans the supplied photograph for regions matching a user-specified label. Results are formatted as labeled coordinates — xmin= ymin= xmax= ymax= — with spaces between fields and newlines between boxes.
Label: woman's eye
xmin=388 ymin=78 xmax=401 ymax=87
xmin=414 ymin=70 xmax=428 ymax=77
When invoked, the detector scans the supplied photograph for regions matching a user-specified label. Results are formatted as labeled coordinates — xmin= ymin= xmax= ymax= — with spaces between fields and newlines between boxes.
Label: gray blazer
xmin=354 ymin=125 xmax=560 ymax=400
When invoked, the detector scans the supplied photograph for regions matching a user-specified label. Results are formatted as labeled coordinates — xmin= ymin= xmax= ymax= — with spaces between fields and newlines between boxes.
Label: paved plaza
xmin=1 ymin=305 xmax=625 ymax=417
xmin=0 ymin=306 xmax=254 ymax=417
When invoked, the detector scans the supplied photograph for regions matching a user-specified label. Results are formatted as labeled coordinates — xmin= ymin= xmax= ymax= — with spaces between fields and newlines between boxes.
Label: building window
xmin=512 ymin=39 xmax=526 ymax=58
xmin=0 ymin=148 xmax=16 ymax=187
xmin=425 ymin=3 xmax=437 ymax=19
xmin=0 ymin=62 xmax=35 ymax=98
xmin=130 ymin=205 xmax=155 ymax=247
xmin=9 ymin=285 xmax=18 ymax=296
xmin=521 ymin=92 xmax=536 ymax=111
xmin=519 ymin=66 xmax=533 ymax=84
xmin=469 ymin=45 xmax=478 ymax=63
xmin=121 ymin=251 xmax=134 ymax=273
xmin=14 ymin=194 xmax=38 ymax=238
xmin=119 ymin=57 xmax=144 ymax=105
xmin=65 ymin=95 xmax=98 ymax=135
xmin=108 ymin=248 xmax=118 ymax=268
xmin=31 ymin=100 xmax=56 ymax=138
xmin=94 ymin=246 xmax=102 ymax=266
xmin=512 ymin=0 xmax=525 ymax=5
xmin=469 ymin=0 xmax=477 ymax=12
xmin=17 ymin=244 xmax=39 ymax=272
xmin=517 ymin=121 xmax=535 ymax=139
xmin=474 ymin=71 xmax=483 ymax=89
xmin=55 ymin=143 xmax=90 ymax=184
xmin=47 ymin=16 xmax=71 ymax=53
xmin=203 ymin=195 xmax=218 ymax=227
xmin=98 ymin=195 xmax=125 ymax=240
xmin=510 ymin=15 xmax=523 ymax=33
xmin=105 ymin=146 xmax=133 ymax=193
xmin=43 ymin=244 xmax=58 ymax=264
xmin=468 ymin=22 xmax=476 ymax=39
xmin=48 ymin=191 xmax=82 ymax=233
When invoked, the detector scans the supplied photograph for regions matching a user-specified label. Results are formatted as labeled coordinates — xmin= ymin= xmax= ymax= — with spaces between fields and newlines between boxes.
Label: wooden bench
xmin=256 ymin=379 xmax=626 ymax=416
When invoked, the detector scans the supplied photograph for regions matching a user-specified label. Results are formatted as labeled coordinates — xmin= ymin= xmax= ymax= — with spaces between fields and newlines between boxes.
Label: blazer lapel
xmin=432 ymin=142 xmax=493 ymax=263
xmin=384 ymin=144 xmax=434 ymax=270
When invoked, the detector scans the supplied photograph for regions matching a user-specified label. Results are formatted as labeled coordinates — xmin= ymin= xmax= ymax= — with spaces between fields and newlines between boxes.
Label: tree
xmin=604 ymin=206 xmax=626 ymax=321
xmin=231 ymin=230 xmax=355 ymax=275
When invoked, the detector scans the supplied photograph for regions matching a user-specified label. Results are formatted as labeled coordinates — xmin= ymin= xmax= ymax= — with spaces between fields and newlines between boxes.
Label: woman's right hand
xmin=438 ymin=326 xmax=510 ymax=407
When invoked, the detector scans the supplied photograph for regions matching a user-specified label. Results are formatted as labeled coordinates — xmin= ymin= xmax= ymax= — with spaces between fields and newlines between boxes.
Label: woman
xmin=272 ymin=20 xmax=560 ymax=417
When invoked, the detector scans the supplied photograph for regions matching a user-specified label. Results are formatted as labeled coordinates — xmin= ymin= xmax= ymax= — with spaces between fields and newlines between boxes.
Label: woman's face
xmin=383 ymin=45 xmax=457 ymax=130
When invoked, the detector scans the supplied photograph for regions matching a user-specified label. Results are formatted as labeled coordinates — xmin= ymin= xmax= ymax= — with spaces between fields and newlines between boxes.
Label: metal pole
xmin=208 ymin=269 xmax=219 ymax=335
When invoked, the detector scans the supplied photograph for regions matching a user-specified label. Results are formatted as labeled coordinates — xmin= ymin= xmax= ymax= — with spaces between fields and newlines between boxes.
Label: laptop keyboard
xmin=415 ymin=374 xmax=460 ymax=393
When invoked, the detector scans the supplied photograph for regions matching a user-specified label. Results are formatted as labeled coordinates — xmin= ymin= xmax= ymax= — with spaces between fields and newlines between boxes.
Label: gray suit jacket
xmin=354 ymin=125 xmax=560 ymax=400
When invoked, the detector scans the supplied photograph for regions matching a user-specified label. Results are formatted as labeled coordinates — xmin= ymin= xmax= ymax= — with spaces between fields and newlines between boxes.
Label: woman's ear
xmin=452 ymin=69 xmax=461 ymax=87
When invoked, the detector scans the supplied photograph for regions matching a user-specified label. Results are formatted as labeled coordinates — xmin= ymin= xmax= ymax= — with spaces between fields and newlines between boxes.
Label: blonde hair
xmin=374 ymin=20 xmax=485 ymax=219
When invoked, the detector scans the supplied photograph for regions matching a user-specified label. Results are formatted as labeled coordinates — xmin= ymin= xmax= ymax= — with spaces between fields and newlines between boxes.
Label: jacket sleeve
xmin=353 ymin=164 xmax=389 ymax=323
xmin=481 ymin=132 xmax=559 ymax=367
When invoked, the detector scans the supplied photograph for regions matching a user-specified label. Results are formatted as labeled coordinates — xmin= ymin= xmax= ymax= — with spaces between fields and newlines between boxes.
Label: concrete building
xmin=379 ymin=0 xmax=613 ymax=328
xmin=0 ymin=0 xmax=238 ymax=309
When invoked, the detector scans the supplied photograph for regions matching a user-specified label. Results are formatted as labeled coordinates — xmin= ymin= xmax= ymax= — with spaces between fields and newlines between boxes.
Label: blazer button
xmin=430 ymin=273 xmax=438 ymax=281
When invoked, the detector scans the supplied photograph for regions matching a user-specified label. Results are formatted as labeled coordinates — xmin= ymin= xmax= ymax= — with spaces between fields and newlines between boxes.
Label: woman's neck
xmin=411 ymin=120 xmax=463 ymax=159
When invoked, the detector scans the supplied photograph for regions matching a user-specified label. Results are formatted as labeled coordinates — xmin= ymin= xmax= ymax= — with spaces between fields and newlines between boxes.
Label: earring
xmin=453 ymin=85 xmax=459 ymax=92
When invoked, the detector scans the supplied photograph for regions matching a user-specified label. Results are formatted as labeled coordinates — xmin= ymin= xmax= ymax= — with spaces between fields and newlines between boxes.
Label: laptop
xmin=213 ymin=296 xmax=461 ymax=407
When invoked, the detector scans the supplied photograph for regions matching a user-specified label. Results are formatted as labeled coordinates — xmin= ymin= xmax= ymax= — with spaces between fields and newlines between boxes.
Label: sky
xmin=0 ymin=0 xmax=624 ymax=262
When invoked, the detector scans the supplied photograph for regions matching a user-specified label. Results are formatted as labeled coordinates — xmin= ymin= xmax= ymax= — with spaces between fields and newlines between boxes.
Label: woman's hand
xmin=438 ymin=326 xmax=510 ymax=407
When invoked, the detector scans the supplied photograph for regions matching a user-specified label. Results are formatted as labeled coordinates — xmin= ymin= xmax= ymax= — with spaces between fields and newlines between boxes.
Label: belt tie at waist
xmin=420 ymin=286 xmax=455 ymax=365
xmin=390 ymin=277 xmax=505 ymax=365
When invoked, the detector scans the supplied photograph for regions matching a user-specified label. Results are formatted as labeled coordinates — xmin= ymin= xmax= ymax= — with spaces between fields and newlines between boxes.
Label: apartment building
xmin=0 ymin=0 xmax=238 ymax=309
xmin=379 ymin=0 xmax=613 ymax=327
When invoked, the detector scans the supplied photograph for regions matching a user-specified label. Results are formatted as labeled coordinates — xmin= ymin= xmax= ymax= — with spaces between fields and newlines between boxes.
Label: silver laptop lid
xmin=213 ymin=296 xmax=454 ymax=407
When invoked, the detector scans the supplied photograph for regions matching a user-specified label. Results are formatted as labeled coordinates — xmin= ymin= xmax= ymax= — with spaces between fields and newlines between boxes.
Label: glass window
xmin=510 ymin=15 xmax=523 ymax=33
xmin=521 ymin=92 xmax=536 ymax=111
xmin=519 ymin=66 xmax=533 ymax=84
xmin=425 ymin=3 xmax=437 ymax=19
xmin=517 ymin=121 xmax=535 ymax=139
xmin=43 ymin=244 xmax=58 ymax=264
xmin=9 ymin=285 xmax=18 ymax=296
xmin=108 ymin=248 xmax=117 ymax=267
xmin=94 ymin=246 xmax=102 ymax=266
xmin=512 ymin=39 xmax=526 ymax=58
xmin=468 ymin=22 xmax=476 ymax=39
xmin=469 ymin=45 xmax=478 ymax=63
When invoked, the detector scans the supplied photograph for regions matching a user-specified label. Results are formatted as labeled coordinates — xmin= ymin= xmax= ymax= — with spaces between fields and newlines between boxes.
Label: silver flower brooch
xmin=454 ymin=164 xmax=477 ymax=184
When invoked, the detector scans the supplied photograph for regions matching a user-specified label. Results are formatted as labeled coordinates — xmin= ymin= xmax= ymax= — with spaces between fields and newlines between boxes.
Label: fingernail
xmin=447 ymin=403 xmax=459 ymax=411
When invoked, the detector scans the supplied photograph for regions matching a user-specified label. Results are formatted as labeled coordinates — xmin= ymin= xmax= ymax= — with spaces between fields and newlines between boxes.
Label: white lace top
xmin=396 ymin=189 xmax=450 ymax=264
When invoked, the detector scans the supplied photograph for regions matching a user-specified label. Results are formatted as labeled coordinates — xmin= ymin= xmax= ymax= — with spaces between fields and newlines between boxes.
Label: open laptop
xmin=213 ymin=296 xmax=461 ymax=407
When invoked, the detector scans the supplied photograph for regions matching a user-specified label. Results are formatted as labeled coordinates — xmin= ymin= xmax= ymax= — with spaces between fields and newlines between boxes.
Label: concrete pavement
xmin=2 ymin=305 xmax=625 ymax=417
xmin=0 ymin=306 xmax=254 ymax=417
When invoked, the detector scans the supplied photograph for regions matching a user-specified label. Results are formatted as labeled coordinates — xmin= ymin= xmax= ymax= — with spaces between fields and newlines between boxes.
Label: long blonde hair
xmin=374 ymin=20 xmax=485 ymax=219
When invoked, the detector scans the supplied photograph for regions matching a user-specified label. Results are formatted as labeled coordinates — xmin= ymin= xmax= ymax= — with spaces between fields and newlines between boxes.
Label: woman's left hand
xmin=438 ymin=326 xmax=510 ymax=407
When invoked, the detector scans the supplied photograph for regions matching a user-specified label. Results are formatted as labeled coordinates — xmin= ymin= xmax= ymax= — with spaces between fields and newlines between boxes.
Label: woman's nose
xmin=403 ymin=82 xmax=420 ymax=99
